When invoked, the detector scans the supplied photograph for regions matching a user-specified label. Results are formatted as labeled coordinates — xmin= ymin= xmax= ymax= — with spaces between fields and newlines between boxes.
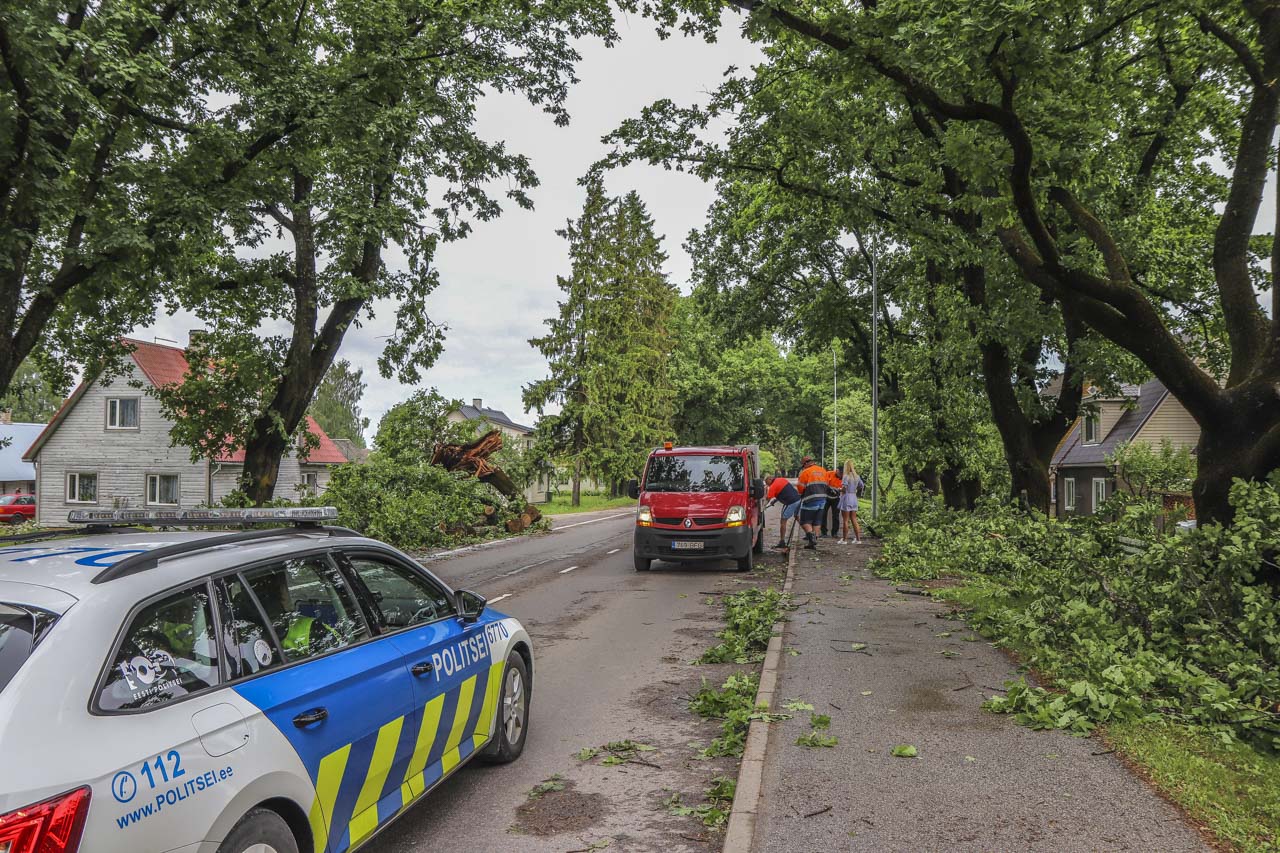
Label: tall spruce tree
xmin=524 ymin=180 xmax=677 ymax=505
xmin=310 ymin=359 xmax=370 ymax=447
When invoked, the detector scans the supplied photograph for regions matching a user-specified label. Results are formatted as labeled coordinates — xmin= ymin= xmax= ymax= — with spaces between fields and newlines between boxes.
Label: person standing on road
xmin=765 ymin=475 xmax=802 ymax=549
xmin=797 ymin=456 xmax=829 ymax=550
xmin=821 ymin=464 xmax=843 ymax=537
xmin=838 ymin=460 xmax=864 ymax=544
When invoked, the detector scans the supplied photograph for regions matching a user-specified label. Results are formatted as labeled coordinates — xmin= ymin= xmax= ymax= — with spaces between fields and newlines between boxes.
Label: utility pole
xmin=833 ymin=346 xmax=838 ymax=470
xmin=870 ymin=246 xmax=880 ymax=520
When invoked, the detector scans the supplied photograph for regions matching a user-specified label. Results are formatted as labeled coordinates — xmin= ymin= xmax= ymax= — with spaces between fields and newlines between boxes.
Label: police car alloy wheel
xmin=215 ymin=807 xmax=297 ymax=853
xmin=480 ymin=652 xmax=530 ymax=763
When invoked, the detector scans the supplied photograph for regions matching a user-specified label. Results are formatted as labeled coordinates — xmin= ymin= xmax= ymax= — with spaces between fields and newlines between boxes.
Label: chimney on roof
xmin=473 ymin=398 xmax=483 ymax=409
xmin=0 ymin=410 xmax=10 ymax=425
xmin=189 ymin=329 xmax=207 ymax=347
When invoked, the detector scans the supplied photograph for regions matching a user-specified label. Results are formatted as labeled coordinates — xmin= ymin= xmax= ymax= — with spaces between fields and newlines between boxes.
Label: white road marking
xmin=489 ymin=593 xmax=513 ymax=604
xmin=606 ymin=548 xmax=621 ymax=555
xmin=558 ymin=565 xmax=579 ymax=574
xmin=554 ymin=511 xmax=633 ymax=530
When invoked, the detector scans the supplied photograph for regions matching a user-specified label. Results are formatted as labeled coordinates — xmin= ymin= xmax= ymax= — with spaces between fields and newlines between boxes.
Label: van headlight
xmin=725 ymin=505 xmax=746 ymax=526
xmin=637 ymin=505 xmax=653 ymax=526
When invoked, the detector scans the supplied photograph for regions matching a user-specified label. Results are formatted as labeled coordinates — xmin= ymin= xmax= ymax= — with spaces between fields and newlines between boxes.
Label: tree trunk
xmin=571 ymin=457 xmax=582 ymax=507
xmin=905 ymin=465 xmax=941 ymax=495
xmin=241 ymin=425 xmax=290 ymax=505
xmin=940 ymin=466 xmax=980 ymax=510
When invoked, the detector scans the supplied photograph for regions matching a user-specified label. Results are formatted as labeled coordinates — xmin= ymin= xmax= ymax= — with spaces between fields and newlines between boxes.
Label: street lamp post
xmin=870 ymin=248 xmax=879 ymax=521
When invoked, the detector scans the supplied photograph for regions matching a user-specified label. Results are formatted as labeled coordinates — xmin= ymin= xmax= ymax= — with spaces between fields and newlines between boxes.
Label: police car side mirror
xmin=457 ymin=589 xmax=487 ymax=624
xmin=750 ymin=479 xmax=766 ymax=500
xmin=626 ymin=479 xmax=640 ymax=499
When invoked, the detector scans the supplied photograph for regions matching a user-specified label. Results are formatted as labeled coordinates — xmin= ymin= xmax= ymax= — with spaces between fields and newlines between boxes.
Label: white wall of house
xmin=33 ymin=364 xmax=207 ymax=525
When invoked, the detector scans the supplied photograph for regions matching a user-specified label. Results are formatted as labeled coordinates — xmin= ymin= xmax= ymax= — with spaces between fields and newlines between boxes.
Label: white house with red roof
xmin=22 ymin=339 xmax=349 ymax=525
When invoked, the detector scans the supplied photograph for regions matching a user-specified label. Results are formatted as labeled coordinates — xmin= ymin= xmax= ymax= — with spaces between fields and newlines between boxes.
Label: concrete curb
xmin=722 ymin=543 xmax=798 ymax=853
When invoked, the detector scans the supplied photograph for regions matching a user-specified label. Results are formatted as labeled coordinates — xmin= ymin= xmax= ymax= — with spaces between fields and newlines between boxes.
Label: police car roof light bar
xmin=90 ymin=524 xmax=359 ymax=585
xmin=68 ymin=506 xmax=340 ymax=528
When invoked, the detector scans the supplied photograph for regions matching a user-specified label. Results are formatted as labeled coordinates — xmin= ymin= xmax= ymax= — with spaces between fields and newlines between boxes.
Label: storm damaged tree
xmin=624 ymin=0 xmax=1278 ymax=526
xmin=157 ymin=0 xmax=617 ymax=503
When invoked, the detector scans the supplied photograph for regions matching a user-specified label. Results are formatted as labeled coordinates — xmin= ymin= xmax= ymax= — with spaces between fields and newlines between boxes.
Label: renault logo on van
xmin=683 ymin=518 xmax=692 ymax=528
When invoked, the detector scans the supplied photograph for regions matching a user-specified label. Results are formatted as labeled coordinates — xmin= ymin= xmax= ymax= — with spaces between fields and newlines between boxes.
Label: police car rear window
xmin=0 ymin=603 xmax=57 ymax=694
xmin=98 ymin=584 xmax=221 ymax=711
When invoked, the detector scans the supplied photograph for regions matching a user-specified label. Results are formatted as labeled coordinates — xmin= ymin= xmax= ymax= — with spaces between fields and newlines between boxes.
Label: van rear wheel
xmin=752 ymin=525 xmax=764 ymax=554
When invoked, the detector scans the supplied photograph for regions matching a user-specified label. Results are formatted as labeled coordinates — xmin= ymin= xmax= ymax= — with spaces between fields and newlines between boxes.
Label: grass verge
xmin=1107 ymin=720 xmax=1280 ymax=852
xmin=541 ymin=493 xmax=634 ymax=515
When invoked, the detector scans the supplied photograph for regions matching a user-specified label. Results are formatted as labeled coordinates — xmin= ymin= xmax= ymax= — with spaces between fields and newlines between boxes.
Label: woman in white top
xmin=838 ymin=460 xmax=864 ymax=544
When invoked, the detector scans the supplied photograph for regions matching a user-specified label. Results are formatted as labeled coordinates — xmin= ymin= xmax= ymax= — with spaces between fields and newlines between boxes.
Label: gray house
xmin=1050 ymin=378 xmax=1199 ymax=517
xmin=23 ymin=339 xmax=349 ymax=525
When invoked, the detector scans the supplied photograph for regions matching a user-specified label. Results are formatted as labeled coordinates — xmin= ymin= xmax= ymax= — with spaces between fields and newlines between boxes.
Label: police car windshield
xmin=645 ymin=455 xmax=744 ymax=493
xmin=0 ymin=603 xmax=57 ymax=694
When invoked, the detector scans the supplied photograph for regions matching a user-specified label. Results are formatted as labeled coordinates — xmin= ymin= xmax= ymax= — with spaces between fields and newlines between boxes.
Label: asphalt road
xmin=365 ymin=508 xmax=782 ymax=852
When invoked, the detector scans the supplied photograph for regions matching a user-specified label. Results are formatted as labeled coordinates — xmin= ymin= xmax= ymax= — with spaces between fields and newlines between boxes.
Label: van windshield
xmin=0 ymin=604 xmax=57 ymax=694
xmin=645 ymin=455 xmax=744 ymax=493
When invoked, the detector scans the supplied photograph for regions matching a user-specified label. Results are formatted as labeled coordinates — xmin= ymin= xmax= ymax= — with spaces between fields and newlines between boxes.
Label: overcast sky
xmin=135 ymin=26 xmax=1276 ymax=443
xmin=138 ymin=19 xmax=761 ymax=440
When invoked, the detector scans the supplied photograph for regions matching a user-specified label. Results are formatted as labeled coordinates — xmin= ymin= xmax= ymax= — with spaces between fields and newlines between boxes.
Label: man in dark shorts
xmin=765 ymin=474 xmax=802 ymax=549
xmin=796 ymin=456 xmax=830 ymax=550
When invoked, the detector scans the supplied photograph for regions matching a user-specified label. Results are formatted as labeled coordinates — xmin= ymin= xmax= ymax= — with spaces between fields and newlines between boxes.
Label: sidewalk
xmin=743 ymin=541 xmax=1209 ymax=852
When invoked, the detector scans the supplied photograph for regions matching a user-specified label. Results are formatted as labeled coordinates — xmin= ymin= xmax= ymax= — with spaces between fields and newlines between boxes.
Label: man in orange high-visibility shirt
xmin=821 ymin=465 xmax=843 ymax=538
xmin=796 ymin=456 xmax=829 ymax=550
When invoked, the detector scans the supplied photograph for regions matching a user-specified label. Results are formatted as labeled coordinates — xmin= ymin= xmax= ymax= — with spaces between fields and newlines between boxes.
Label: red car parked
xmin=628 ymin=444 xmax=766 ymax=572
xmin=0 ymin=495 xmax=35 ymax=525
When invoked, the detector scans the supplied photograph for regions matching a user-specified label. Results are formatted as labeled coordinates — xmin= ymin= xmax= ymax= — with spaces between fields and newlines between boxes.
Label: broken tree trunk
xmin=432 ymin=429 xmax=543 ymax=532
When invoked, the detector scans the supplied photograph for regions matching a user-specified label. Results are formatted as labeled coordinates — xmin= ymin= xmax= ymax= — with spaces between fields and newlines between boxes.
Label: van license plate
xmin=672 ymin=540 xmax=704 ymax=551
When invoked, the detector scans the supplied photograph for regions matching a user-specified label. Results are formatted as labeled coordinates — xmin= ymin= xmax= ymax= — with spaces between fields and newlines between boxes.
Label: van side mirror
xmin=457 ymin=589 xmax=487 ymax=623
xmin=626 ymin=479 xmax=640 ymax=499
xmin=750 ymin=478 xmax=766 ymax=500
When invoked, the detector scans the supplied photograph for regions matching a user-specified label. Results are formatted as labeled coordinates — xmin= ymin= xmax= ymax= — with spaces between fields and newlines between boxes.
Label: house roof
xmin=456 ymin=403 xmax=532 ymax=434
xmin=1052 ymin=378 xmax=1168 ymax=468
xmin=0 ymin=423 xmax=42 ymax=482
xmin=24 ymin=339 xmax=348 ymax=465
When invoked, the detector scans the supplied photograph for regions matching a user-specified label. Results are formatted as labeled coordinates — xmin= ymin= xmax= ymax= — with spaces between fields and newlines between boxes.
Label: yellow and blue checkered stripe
xmin=308 ymin=659 xmax=505 ymax=853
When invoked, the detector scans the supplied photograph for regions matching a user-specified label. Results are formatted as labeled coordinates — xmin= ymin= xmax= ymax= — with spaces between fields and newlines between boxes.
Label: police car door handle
xmin=292 ymin=707 xmax=328 ymax=728
xmin=411 ymin=661 xmax=434 ymax=676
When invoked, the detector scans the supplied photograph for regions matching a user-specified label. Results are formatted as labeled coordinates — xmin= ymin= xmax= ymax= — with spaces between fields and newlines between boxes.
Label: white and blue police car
xmin=0 ymin=507 xmax=533 ymax=853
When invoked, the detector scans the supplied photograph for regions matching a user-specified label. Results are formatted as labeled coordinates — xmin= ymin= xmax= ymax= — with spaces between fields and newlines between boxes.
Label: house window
xmin=1063 ymin=478 xmax=1076 ymax=511
xmin=301 ymin=472 xmax=319 ymax=494
xmin=147 ymin=474 xmax=180 ymax=506
xmin=106 ymin=398 xmax=140 ymax=430
xmin=1092 ymin=478 xmax=1108 ymax=513
xmin=1082 ymin=414 xmax=1100 ymax=445
xmin=66 ymin=472 xmax=97 ymax=503
xmin=1050 ymin=475 xmax=1057 ymax=504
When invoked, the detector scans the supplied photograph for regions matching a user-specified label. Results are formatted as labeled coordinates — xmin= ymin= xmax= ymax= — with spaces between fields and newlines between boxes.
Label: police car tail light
xmin=0 ymin=786 xmax=91 ymax=853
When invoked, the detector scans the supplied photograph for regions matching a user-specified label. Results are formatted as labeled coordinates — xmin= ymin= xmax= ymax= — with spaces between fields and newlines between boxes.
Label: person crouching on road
xmin=821 ymin=464 xmax=843 ymax=537
xmin=797 ymin=456 xmax=830 ymax=550
xmin=839 ymin=460 xmax=865 ymax=544
xmin=765 ymin=474 xmax=802 ymax=549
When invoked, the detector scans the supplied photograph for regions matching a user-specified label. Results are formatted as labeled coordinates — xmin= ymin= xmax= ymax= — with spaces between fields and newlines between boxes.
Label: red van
xmin=627 ymin=445 xmax=766 ymax=572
